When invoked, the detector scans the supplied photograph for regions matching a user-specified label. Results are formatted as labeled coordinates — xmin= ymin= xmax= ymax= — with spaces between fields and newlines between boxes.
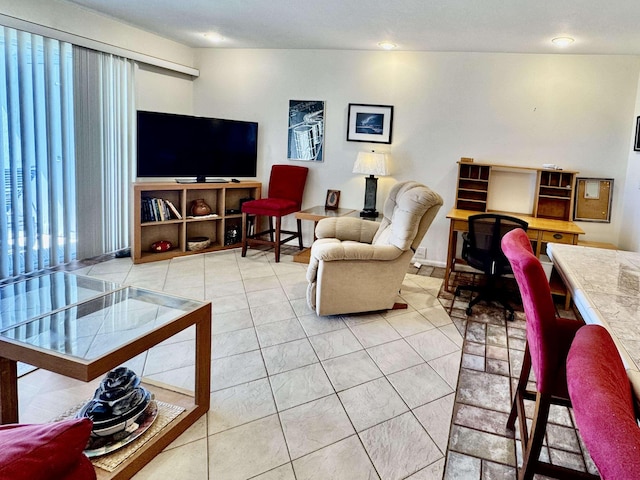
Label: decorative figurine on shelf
xmin=151 ymin=240 xmax=172 ymax=252
xmin=76 ymin=367 xmax=152 ymax=437
xmin=190 ymin=199 xmax=212 ymax=216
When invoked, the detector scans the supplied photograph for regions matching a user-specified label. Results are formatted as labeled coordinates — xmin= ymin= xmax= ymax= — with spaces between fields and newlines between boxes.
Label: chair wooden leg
xmin=296 ymin=219 xmax=303 ymax=250
xmin=274 ymin=216 xmax=282 ymax=262
xmin=518 ymin=393 xmax=551 ymax=480
xmin=508 ymin=344 xmax=532 ymax=429
xmin=241 ymin=212 xmax=248 ymax=257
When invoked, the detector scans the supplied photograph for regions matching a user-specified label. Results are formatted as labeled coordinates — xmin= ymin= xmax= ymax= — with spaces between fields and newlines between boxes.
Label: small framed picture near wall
xmin=347 ymin=103 xmax=394 ymax=144
xmin=635 ymin=116 xmax=640 ymax=151
xmin=325 ymin=189 xmax=340 ymax=210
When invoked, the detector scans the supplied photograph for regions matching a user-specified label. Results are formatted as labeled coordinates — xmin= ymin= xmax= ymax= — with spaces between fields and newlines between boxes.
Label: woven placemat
xmin=53 ymin=399 xmax=185 ymax=472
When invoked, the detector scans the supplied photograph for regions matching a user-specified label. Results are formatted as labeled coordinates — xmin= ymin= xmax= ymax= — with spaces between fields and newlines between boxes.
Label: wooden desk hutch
xmin=446 ymin=160 xmax=585 ymax=306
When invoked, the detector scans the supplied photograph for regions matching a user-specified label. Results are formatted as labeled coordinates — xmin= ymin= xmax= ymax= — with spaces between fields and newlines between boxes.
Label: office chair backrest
xmin=466 ymin=214 xmax=528 ymax=274
xmin=501 ymin=228 xmax=560 ymax=394
xmin=267 ymin=165 xmax=309 ymax=208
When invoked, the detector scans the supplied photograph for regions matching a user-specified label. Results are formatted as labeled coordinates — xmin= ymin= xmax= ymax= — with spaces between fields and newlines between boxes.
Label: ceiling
xmin=66 ymin=0 xmax=640 ymax=55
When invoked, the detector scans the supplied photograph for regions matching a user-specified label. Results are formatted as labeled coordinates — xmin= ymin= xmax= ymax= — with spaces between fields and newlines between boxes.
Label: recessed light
xmin=203 ymin=32 xmax=225 ymax=43
xmin=377 ymin=41 xmax=397 ymax=50
xmin=551 ymin=37 xmax=574 ymax=48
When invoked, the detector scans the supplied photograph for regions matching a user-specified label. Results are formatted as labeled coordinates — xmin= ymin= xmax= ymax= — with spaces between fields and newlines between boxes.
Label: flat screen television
xmin=136 ymin=111 xmax=258 ymax=182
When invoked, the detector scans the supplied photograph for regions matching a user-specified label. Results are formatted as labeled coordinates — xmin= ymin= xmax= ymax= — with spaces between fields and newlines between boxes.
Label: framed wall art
xmin=288 ymin=100 xmax=325 ymax=161
xmin=635 ymin=116 xmax=640 ymax=151
xmin=346 ymin=103 xmax=394 ymax=144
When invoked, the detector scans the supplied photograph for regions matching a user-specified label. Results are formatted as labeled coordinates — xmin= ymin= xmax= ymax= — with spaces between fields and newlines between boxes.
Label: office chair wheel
xmin=466 ymin=307 xmax=473 ymax=316
xmin=506 ymin=311 xmax=514 ymax=321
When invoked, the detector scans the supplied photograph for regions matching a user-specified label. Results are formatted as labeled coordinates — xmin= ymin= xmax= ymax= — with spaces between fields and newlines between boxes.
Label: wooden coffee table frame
xmin=0 ymin=298 xmax=211 ymax=480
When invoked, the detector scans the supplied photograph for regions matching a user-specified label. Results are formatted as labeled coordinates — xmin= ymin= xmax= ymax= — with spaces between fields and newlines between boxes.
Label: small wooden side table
xmin=293 ymin=206 xmax=356 ymax=263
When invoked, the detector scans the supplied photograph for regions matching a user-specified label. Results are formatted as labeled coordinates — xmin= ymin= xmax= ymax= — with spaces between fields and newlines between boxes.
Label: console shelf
xmin=133 ymin=181 xmax=261 ymax=264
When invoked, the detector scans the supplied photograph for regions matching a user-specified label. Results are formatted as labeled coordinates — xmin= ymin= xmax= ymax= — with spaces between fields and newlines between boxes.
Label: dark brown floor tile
xmin=482 ymin=459 xmax=516 ymax=479
xmin=486 ymin=358 xmax=510 ymax=376
xmin=464 ymin=341 xmax=485 ymax=356
xmin=454 ymin=403 xmax=514 ymax=438
xmin=456 ymin=369 xmax=512 ymax=413
xmin=444 ymin=451 xmax=481 ymax=479
xmin=449 ymin=425 xmax=516 ymax=466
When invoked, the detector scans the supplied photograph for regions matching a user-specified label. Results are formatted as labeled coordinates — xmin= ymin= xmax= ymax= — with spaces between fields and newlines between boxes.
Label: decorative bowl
xmin=150 ymin=240 xmax=172 ymax=252
xmin=187 ymin=236 xmax=210 ymax=251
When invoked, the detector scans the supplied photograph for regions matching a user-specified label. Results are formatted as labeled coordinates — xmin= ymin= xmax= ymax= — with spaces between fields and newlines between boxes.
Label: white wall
xmin=193 ymin=49 xmax=640 ymax=263
xmin=136 ymin=64 xmax=194 ymax=115
xmin=619 ymin=74 xmax=640 ymax=252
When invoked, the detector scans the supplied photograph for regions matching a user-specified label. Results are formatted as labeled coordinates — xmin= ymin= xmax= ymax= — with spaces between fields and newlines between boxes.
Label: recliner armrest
xmin=315 ymin=217 xmax=379 ymax=244
xmin=311 ymin=238 xmax=403 ymax=262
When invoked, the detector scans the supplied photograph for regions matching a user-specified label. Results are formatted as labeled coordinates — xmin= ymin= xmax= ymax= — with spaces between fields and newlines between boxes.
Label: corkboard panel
xmin=574 ymin=178 xmax=613 ymax=222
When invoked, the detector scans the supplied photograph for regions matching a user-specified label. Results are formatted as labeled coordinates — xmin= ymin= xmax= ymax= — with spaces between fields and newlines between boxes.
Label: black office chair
xmin=455 ymin=214 xmax=528 ymax=321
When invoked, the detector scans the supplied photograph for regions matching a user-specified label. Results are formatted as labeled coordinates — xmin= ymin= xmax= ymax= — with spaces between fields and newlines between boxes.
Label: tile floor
xmin=17 ymin=247 xmax=462 ymax=480
xmin=439 ymin=272 xmax=597 ymax=479
xmin=16 ymin=249 xmax=598 ymax=479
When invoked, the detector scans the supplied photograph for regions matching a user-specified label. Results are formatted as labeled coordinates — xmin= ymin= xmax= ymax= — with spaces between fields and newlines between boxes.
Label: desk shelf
xmin=456 ymin=164 xmax=491 ymax=212
xmin=455 ymin=161 xmax=578 ymax=221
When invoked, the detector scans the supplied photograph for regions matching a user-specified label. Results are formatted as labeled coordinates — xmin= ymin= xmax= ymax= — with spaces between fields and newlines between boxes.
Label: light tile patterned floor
xmin=16 ymin=250 xmax=598 ymax=479
xmin=17 ymin=247 xmax=460 ymax=480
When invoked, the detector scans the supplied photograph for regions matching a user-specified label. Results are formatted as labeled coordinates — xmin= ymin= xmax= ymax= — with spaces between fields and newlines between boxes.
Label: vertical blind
xmin=0 ymin=27 xmax=76 ymax=279
xmin=74 ymin=48 xmax=135 ymax=259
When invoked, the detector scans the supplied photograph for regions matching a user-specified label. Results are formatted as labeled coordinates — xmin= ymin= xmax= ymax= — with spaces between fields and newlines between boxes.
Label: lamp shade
xmin=352 ymin=151 xmax=390 ymax=176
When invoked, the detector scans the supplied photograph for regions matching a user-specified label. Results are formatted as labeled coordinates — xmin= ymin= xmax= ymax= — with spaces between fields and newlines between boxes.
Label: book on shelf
xmin=141 ymin=197 xmax=179 ymax=222
xmin=165 ymin=200 xmax=182 ymax=219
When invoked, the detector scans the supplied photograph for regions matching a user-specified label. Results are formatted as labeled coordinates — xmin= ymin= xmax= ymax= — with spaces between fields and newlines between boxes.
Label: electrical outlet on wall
xmin=415 ymin=246 xmax=427 ymax=258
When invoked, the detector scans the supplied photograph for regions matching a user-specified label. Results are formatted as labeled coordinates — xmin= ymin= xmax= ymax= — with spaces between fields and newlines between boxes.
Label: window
xmin=0 ymin=27 xmax=76 ymax=279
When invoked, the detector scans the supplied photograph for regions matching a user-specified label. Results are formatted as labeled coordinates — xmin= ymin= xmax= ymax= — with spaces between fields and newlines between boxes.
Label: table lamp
xmin=352 ymin=151 xmax=390 ymax=218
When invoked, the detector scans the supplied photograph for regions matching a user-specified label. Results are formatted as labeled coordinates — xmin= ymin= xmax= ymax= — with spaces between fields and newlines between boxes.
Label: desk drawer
xmin=541 ymin=231 xmax=576 ymax=245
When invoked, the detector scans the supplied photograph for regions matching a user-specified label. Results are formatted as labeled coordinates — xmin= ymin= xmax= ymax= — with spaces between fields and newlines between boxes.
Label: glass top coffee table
xmin=0 ymin=271 xmax=211 ymax=479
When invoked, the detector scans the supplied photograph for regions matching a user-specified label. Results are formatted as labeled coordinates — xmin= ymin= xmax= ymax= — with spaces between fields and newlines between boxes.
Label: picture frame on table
xmin=346 ymin=103 xmax=394 ymax=144
xmin=635 ymin=116 xmax=640 ymax=152
xmin=325 ymin=189 xmax=340 ymax=210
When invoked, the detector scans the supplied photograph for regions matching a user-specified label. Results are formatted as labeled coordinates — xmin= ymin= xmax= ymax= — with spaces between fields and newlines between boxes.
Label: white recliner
xmin=306 ymin=181 xmax=443 ymax=316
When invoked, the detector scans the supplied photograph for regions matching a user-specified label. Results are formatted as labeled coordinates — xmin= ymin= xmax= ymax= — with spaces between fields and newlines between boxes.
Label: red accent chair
xmin=241 ymin=165 xmax=308 ymax=262
xmin=567 ymin=324 xmax=640 ymax=480
xmin=501 ymin=228 xmax=594 ymax=480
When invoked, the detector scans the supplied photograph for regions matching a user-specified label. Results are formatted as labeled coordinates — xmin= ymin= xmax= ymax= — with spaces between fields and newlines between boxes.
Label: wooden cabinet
xmin=133 ymin=181 xmax=261 ymax=264
xmin=455 ymin=161 xmax=578 ymax=221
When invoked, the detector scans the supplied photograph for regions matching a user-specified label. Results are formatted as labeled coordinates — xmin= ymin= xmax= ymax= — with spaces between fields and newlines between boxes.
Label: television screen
xmin=136 ymin=111 xmax=258 ymax=181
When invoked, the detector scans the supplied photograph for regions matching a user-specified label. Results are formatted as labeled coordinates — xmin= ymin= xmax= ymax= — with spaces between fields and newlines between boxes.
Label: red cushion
xmin=0 ymin=418 xmax=95 ymax=480
xmin=567 ymin=325 xmax=640 ymax=480
xmin=241 ymin=197 xmax=299 ymax=216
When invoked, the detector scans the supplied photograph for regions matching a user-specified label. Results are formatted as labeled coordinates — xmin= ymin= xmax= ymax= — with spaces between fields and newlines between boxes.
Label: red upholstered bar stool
xmin=501 ymin=228 xmax=596 ymax=480
xmin=241 ymin=165 xmax=308 ymax=262
xmin=567 ymin=325 xmax=640 ymax=480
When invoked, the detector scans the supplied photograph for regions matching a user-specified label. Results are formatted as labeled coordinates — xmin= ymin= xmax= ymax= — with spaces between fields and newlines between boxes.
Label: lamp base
xmin=360 ymin=210 xmax=379 ymax=218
